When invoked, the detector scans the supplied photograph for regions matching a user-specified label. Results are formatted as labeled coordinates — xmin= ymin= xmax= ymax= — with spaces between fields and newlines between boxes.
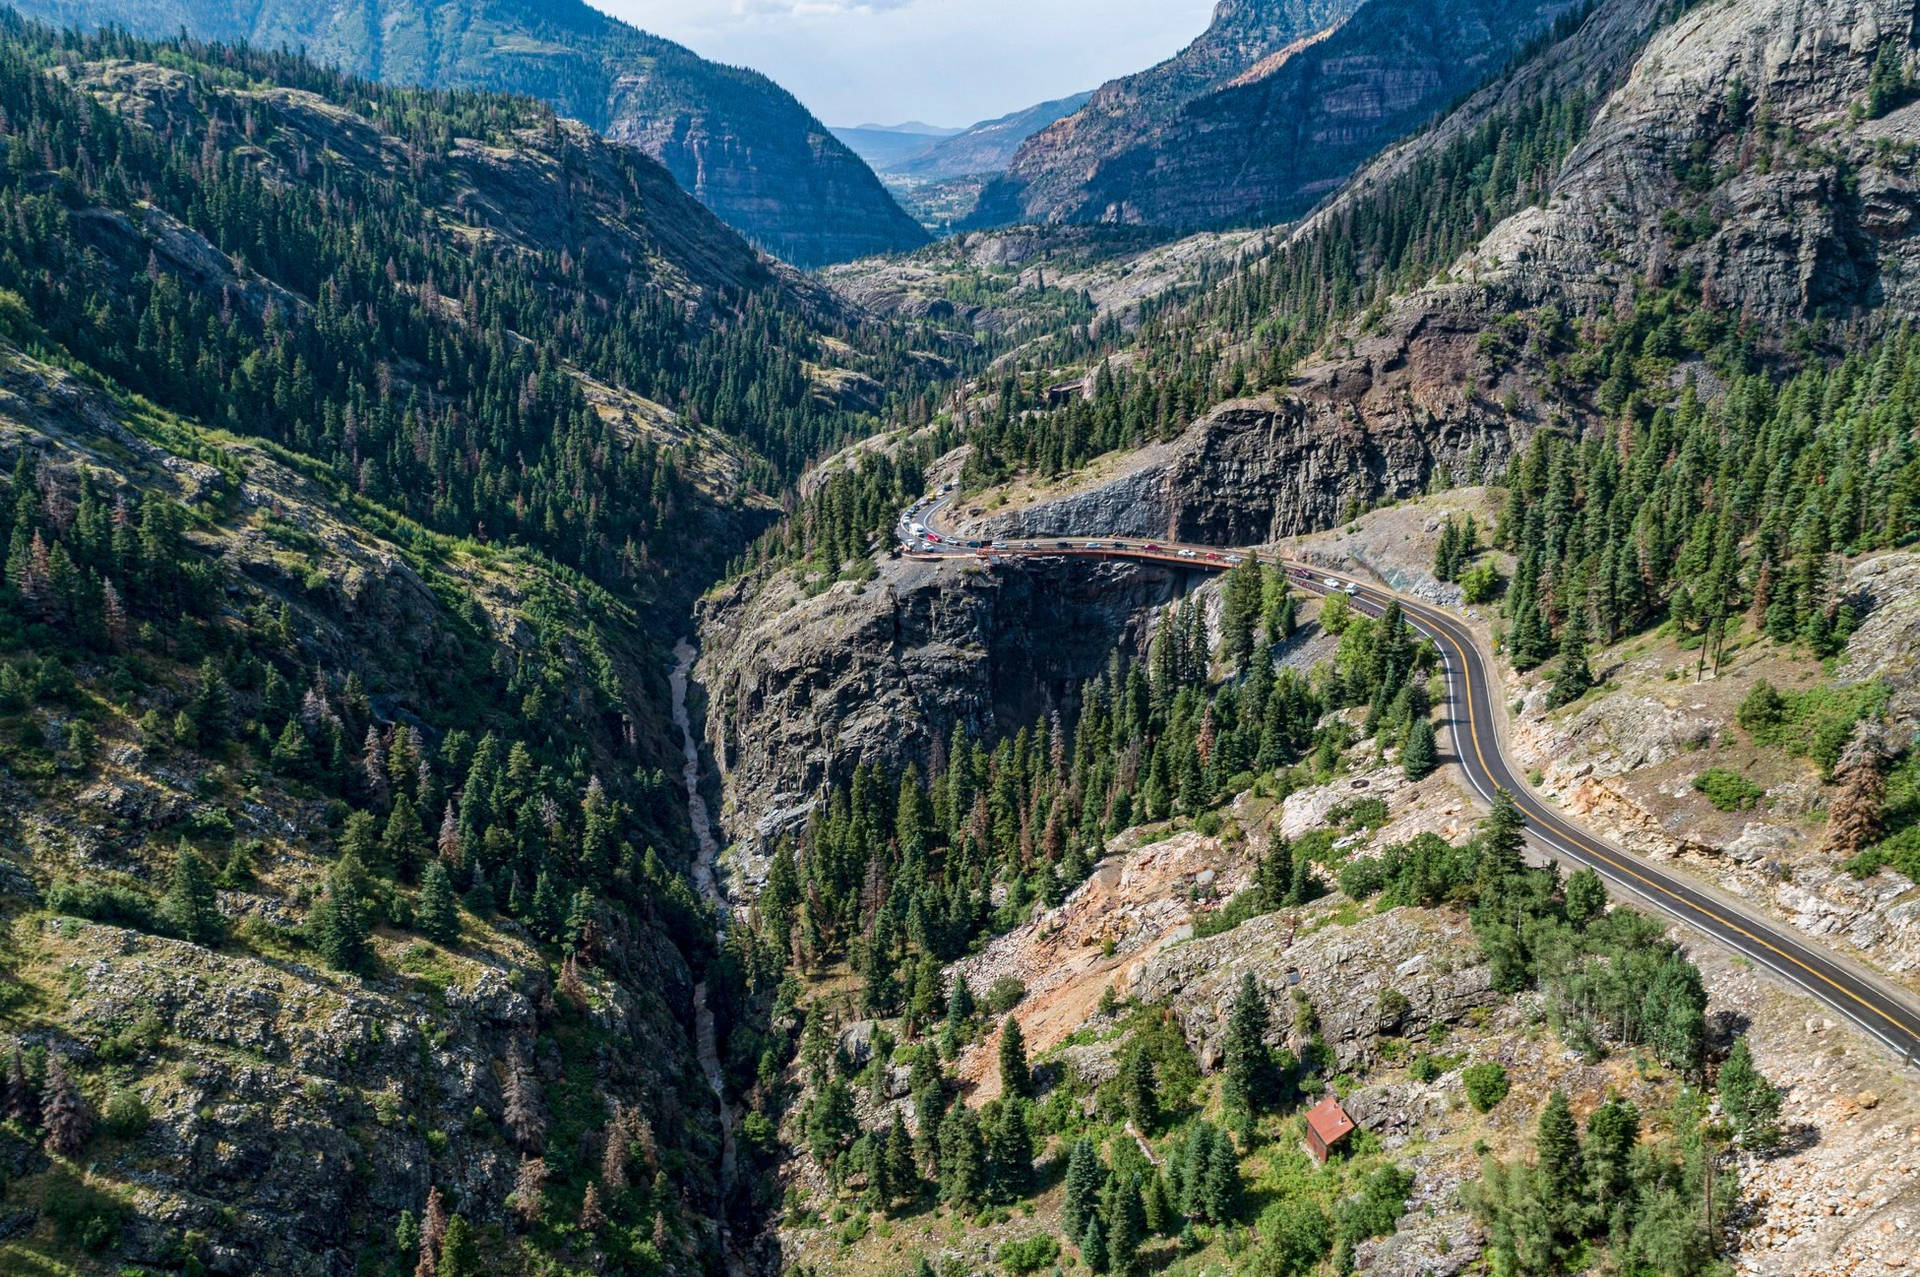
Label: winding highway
xmin=897 ymin=490 xmax=1920 ymax=1069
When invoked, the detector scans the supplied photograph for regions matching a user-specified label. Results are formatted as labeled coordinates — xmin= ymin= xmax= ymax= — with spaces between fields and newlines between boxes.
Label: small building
xmin=1304 ymin=1095 xmax=1357 ymax=1165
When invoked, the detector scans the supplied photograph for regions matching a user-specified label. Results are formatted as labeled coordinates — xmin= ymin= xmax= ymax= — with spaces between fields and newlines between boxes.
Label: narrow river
xmin=670 ymin=637 xmax=740 ymax=1198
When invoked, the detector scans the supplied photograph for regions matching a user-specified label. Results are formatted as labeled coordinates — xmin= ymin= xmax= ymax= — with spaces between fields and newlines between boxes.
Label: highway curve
xmin=900 ymin=492 xmax=1920 ymax=1068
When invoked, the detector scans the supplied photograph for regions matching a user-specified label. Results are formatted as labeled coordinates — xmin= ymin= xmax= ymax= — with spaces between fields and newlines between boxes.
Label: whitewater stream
xmin=670 ymin=637 xmax=742 ymax=1235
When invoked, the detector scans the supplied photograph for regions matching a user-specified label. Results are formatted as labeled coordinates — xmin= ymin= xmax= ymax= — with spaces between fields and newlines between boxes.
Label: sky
xmin=593 ymin=0 xmax=1218 ymax=129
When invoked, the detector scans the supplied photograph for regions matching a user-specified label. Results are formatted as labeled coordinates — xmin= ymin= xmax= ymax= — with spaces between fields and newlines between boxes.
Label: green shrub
xmin=1192 ymin=888 xmax=1270 ymax=939
xmin=1460 ymin=561 xmax=1503 ymax=605
xmin=1692 ymin=768 xmax=1764 ymax=812
xmin=983 ymin=976 xmax=1027 ymax=1016
xmin=1738 ymin=680 xmax=1885 ymax=776
xmin=999 ymin=1234 xmax=1059 ymax=1274
xmin=101 ymin=1090 xmax=151 ymax=1138
xmin=1330 ymin=797 xmax=1389 ymax=830
xmin=1462 ymin=1062 xmax=1510 ymax=1112
xmin=43 ymin=1167 xmax=131 ymax=1252
xmin=46 ymin=879 xmax=157 ymax=931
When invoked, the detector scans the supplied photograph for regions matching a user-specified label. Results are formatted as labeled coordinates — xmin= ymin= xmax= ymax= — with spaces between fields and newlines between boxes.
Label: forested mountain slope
xmin=0 ymin=17 xmax=927 ymax=1273
xmin=4 ymin=0 xmax=930 ymax=266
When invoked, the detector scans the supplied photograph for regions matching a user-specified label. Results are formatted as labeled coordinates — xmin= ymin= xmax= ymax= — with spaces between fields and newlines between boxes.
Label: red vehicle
xmin=924 ymin=533 xmax=941 ymax=543
xmin=1143 ymin=543 xmax=1163 ymax=552
xmin=1203 ymin=552 xmax=1223 ymax=561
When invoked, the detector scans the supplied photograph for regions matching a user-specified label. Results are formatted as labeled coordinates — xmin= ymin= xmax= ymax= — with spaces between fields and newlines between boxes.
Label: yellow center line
xmin=913 ymin=524 xmax=1914 ymax=1046
xmin=1395 ymin=591 xmax=1913 ymax=1039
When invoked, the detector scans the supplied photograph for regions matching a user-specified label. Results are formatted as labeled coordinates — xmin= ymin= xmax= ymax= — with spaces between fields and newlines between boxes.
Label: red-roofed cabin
xmin=1304 ymin=1096 xmax=1356 ymax=1165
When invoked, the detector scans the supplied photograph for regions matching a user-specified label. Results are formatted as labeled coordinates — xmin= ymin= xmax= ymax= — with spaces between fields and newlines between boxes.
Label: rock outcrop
xmin=12 ymin=0 xmax=928 ymax=266
xmin=697 ymin=554 xmax=1192 ymax=855
xmin=958 ymin=311 xmax=1519 ymax=545
xmin=1132 ymin=906 xmax=1499 ymax=1070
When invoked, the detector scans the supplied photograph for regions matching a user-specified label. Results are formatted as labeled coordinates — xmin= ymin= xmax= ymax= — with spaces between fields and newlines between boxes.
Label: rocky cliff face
xmin=1307 ymin=0 xmax=1920 ymax=325
xmin=696 ymin=554 xmax=1191 ymax=855
xmin=11 ymin=0 xmax=928 ymax=266
xmin=970 ymin=0 xmax=1362 ymax=227
xmin=1132 ymin=907 xmax=1498 ymax=1071
xmin=959 ymin=293 xmax=1521 ymax=544
xmin=970 ymin=0 xmax=1573 ymax=229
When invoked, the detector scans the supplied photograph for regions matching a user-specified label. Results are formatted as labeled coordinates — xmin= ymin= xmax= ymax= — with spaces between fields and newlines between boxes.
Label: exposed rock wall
xmin=964 ymin=302 xmax=1519 ymax=545
xmin=971 ymin=0 xmax=1574 ymax=230
xmin=969 ymin=0 xmax=1366 ymax=227
xmin=1132 ymin=907 xmax=1499 ymax=1071
xmin=696 ymin=554 xmax=1193 ymax=854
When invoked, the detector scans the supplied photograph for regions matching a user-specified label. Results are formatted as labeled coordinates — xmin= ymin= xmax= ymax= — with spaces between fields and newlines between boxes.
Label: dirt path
xmin=671 ymin=638 xmax=742 ymax=1226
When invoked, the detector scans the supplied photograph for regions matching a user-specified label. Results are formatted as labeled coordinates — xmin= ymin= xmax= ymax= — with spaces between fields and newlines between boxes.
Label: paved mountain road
xmin=897 ymin=493 xmax=1920 ymax=1069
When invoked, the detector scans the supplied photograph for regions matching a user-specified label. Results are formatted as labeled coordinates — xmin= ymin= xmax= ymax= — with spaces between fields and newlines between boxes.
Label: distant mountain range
xmin=831 ymin=124 xmax=963 ymax=172
xmin=836 ymin=94 xmax=1094 ymax=182
xmin=8 ymin=0 xmax=929 ymax=266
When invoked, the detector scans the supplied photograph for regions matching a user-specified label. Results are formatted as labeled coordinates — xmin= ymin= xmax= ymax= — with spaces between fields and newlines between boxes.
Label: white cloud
xmin=597 ymin=0 xmax=1214 ymax=126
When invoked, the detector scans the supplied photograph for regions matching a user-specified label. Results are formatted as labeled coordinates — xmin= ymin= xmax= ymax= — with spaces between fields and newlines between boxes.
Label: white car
xmin=1020 ymin=541 xmax=1036 ymax=550
xmin=1323 ymin=577 xmax=1341 ymax=588
xmin=1178 ymin=549 xmax=1198 ymax=559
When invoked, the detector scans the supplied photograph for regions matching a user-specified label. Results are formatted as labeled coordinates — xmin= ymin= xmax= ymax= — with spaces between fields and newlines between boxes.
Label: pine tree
xmin=997 ymin=1016 xmax=1031 ymax=1099
xmin=1109 ymin=1175 xmax=1146 ymax=1273
xmin=1080 ymin=1216 xmax=1108 ymax=1274
xmin=947 ymin=972 xmax=975 ymax=1026
xmin=1825 ymin=721 xmax=1890 ymax=858
xmin=1718 ymin=1037 xmax=1783 ymax=1149
xmin=311 ymin=854 xmax=372 ymax=973
xmin=1222 ymin=973 xmax=1278 ymax=1118
xmin=383 ymin=800 xmax=428 ymax=881
xmin=1583 ymin=1098 xmax=1639 ymax=1212
xmin=885 ymin=1110 xmax=918 ymax=1206
xmin=1549 ymin=610 xmax=1594 ymax=707
xmin=41 ymin=1055 xmax=89 ymax=1157
xmin=503 ymin=1054 xmax=546 ymax=1153
xmin=1402 ymin=716 xmax=1438 ymax=781
xmin=1563 ymin=867 xmax=1607 ymax=929
xmin=511 ymin=1157 xmax=548 ymax=1229
xmin=1221 ymin=551 xmax=1264 ymax=668
xmin=6 ymin=1048 xmax=39 ymax=1127
xmin=417 ymin=861 xmax=459 ymax=944
xmin=1535 ymin=1091 xmax=1585 ymax=1237
xmin=1062 ymin=1137 xmax=1103 ymax=1241
xmin=937 ymin=1103 xmax=986 ymax=1208
xmin=1143 ymin=1170 xmax=1176 ymax=1236
xmin=1122 ymin=1048 xmax=1159 ymax=1134
xmin=417 ymin=1186 xmax=448 ymax=1277
xmin=578 ymin=1183 xmax=606 ymax=1232
xmin=437 ymin=1215 xmax=480 ymax=1277
xmin=163 ymin=840 xmax=224 ymax=946
xmin=601 ymin=1105 xmax=631 ymax=1198
xmin=1199 ymin=1132 xmax=1242 ymax=1223
xmin=1475 ymin=790 xmax=1528 ymax=891
xmin=986 ymin=1098 xmax=1034 ymax=1200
